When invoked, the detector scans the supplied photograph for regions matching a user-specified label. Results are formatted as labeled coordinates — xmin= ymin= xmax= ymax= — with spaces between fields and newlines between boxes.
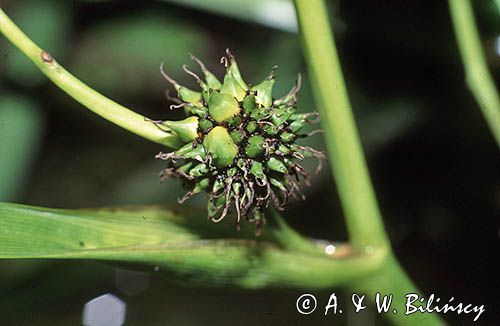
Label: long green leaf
xmin=0 ymin=202 xmax=384 ymax=289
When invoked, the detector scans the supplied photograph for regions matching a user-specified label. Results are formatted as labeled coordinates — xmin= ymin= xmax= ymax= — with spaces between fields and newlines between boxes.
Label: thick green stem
xmin=0 ymin=8 xmax=181 ymax=148
xmin=350 ymin=254 xmax=443 ymax=326
xmin=293 ymin=0 xmax=388 ymax=251
xmin=294 ymin=1 xmax=443 ymax=324
xmin=448 ymin=0 xmax=500 ymax=146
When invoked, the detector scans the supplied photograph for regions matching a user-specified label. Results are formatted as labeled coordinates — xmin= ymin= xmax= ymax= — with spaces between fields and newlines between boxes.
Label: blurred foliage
xmin=70 ymin=13 xmax=210 ymax=98
xmin=160 ymin=0 xmax=298 ymax=32
xmin=0 ymin=94 xmax=43 ymax=201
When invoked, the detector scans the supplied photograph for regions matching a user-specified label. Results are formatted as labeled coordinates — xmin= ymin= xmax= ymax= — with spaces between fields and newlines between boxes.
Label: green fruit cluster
xmin=155 ymin=50 xmax=324 ymax=233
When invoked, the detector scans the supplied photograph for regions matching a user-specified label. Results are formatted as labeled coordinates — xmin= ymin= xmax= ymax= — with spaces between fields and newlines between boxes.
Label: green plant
xmin=448 ymin=0 xmax=500 ymax=146
xmin=154 ymin=51 xmax=324 ymax=232
xmin=1 ymin=0 xmax=497 ymax=324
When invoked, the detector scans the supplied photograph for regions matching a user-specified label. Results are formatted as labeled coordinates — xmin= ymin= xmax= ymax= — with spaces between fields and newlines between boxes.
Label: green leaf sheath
xmin=0 ymin=202 xmax=385 ymax=289
xmin=293 ymin=0 xmax=388 ymax=250
xmin=0 ymin=8 xmax=181 ymax=148
xmin=448 ymin=0 xmax=500 ymax=147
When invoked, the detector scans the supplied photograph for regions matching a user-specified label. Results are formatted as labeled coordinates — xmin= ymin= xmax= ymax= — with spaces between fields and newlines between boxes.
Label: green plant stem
xmin=448 ymin=0 xmax=500 ymax=146
xmin=293 ymin=0 xmax=388 ymax=251
xmin=0 ymin=8 xmax=181 ymax=149
xmin=266 ymin=208 xmax=322 ymax=255
xmin=294 ymin=1 xmax=443 ymax=325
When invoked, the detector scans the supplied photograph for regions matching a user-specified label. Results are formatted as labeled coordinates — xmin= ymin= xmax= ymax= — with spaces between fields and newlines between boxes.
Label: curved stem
xmin=448 ymin=0 xmax=500 ymax=146
xmin=266 ymin=208 xmax=322 ymax=255
xmin=293 ymin=0 xmax=388 ymax=251
xmin=0 ymin=8 xmax=182 ymax=149
xmin=293 ymin=1 xmax=444 ymax=324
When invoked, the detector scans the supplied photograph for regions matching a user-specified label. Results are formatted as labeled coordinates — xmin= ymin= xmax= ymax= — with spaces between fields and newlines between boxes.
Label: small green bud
xmin=204 ymin=72 xmax=222 ymax=90
xmin=263 ymin=123 xmax=278 ymax=135
xmin=178 ymin=87 xmax=203 ymax=107
xmin=250 ymin=161 xmax=266 ymax=183
xmin=212 ymin=178 xmax=225 ymax=193
xmin=273 ymin=74 xmax=301 ymax=106
xmin=184 ymin=105 xmax=206 ymax=118
xmin=198 ymin=118 xmax=213 ymax=131
xmin=250 ymin=107 xmax=272 ymax=120
xmin=227 ymin=115 xmax=241 ymax=127
xmin=160 ymin=63 xmax=203 ymax=107
xmin=208 ymin=91 xmax=240 ymax=123
xmin=280 ymin=131 xmax=295 ymax=143
xmin=175 ymin=142 xmax=198 ymax=156
xmin=252 ymin=79 xmax=275 ymax=108
xmin=227 ymin=167 xmax=238 ymax=177
xmin=246 ymin=120 xmax=258 ymax=133
xmin=242 ymin=94 xmax=256 ymax=115
xmin=178 ymin=162 xmax=193 ymax=173
xmin=272 ymin=106 xmax=296 ymax=127
xmin=269 ymin=177 xmax=286 ymax=192
xmin=275 ymin=144 xmax=291 ymax=156
xmin=266 ymin=156 xmax=287 ymax=173
xmin=193 ymin=178 xmax=210 ymax=194
xmin=221 ymin=71 xmax=247 ymax=101
xmin=161 ymin=116 xmax=199 ymax=142
xmin=232 ymin=182 xmax=242 ymax=196
xmin=230 ymin=130 xmax=244 ymax=145
xmin=208 ymin=195 xmax=226 ymax=217
xmin=190 ymin=54 xmax=222 ymax=90
xmin=245 ymin=135 xmax=265 ymax=158
xmin=283 ymin=156 xmax=295 ymax=167
xmin=226 ymin=50 xmax=248 ymax=91
xmin=183 ymin=144 xmax=206 ymax=162
xmin=236 ymin=158 xmax=246 ymax=170
xmin=189 ymin=163 xmax=209 ymax=177
xmin=289 ymin=119 xmax=305 ymax=133
xmin=204 ymin=126 xmax=238 ymax=167
xmin=200 ymin=86 xmax=210 ymax=104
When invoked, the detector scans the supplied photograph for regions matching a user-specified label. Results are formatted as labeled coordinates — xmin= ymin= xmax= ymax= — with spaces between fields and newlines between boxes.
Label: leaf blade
xmin=0 ymin=202 xmax=384 ymax=288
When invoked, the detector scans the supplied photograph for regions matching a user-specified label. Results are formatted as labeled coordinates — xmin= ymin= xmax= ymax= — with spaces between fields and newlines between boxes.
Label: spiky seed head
xmin=156 ymin=49 xmax=325 ymax=234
